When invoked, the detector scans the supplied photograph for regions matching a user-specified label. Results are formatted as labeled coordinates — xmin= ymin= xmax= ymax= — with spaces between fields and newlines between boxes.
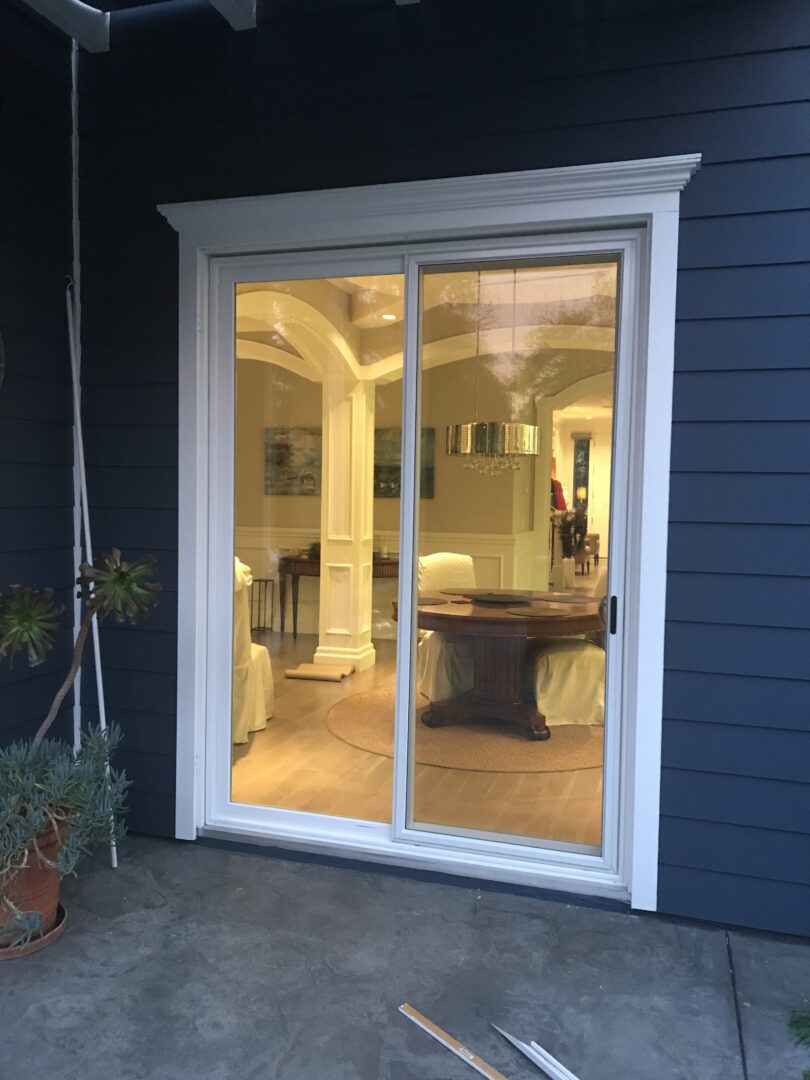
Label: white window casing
xmin=160 ymin=154 xmax=700 ymax=910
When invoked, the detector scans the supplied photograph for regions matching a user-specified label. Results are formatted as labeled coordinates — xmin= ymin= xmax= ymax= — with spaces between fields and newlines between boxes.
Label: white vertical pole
xmin=67 ymin=290 xmax=117 ymax=871
xmin=68 ymin=39 xmax=117 ymax=869
xmin=70 ymin=40 xmax=82 ymax=755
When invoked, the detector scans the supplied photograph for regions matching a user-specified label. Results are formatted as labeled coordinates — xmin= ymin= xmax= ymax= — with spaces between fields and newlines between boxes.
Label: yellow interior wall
xmin=418 ymin=359 xmax=516 ymax=535
xmin=235 ymin=355 xmax=527 ymax=537
xmin=235 ymin=359 xmax=322 ymax=530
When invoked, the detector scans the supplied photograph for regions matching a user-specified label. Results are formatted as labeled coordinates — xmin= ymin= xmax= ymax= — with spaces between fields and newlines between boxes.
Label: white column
xmin=313 ymin=370 xmax=376 ymax=671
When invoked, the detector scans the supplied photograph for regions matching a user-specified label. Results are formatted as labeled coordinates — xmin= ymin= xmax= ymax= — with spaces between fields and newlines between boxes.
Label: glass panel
xmin=410 ymin=258 xmax=619 ymax=852
xmin=230 ymin=274 xmax=404 ymax=822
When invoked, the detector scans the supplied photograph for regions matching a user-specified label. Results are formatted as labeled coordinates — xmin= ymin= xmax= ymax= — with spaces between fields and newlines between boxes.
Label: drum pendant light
xmin=445 ymin=267 xmax=539 ymax=476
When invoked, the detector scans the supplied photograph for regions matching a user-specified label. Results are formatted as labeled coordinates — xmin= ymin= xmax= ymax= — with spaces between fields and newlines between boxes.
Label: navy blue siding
xmin=74 ymin=0 xmax=810 ymax=930
xmin=0 ymin=4 xmax=73 ymax=745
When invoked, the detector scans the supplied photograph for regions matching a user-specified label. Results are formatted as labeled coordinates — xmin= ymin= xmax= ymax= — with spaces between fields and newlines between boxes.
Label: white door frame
xmin=206 ymin=231 xmax=630 ymax=889
xmin=160 ymin=153 xmax=700 ymax=909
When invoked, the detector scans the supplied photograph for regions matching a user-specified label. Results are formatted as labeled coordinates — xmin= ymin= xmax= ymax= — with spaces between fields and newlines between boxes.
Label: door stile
xmin=206 ymin=259 xmax=239 ymax=821
xmin=391 ymin=257 xmax=422 ymax=837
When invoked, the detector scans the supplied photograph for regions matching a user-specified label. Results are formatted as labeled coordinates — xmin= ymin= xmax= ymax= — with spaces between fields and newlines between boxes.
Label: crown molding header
xmin=159 ymin=155 xmax=701 ymax=253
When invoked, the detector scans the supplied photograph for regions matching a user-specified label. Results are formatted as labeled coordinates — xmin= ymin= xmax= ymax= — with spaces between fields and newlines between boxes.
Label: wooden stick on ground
xmin=399 ymin=1004 xmax=510 ymax=1080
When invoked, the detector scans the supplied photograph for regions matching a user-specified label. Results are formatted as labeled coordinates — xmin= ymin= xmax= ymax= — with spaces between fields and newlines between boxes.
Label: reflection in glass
xmin=411 ymin=260 xmax=619 ymax=853
xmin=226 ymin=261 xmax=618 ymax=857
xmin=230 ymin=275 xmax=405 ymax=822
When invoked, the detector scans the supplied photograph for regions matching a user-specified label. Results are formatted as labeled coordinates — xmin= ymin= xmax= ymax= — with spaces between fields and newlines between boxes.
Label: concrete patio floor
xmin=1 ymin=837 xmax=807 ymax=1080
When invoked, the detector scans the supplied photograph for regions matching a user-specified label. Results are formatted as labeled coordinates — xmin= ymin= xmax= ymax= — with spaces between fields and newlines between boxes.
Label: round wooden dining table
xmin=394 ymin=590 xmax=602 ymax=740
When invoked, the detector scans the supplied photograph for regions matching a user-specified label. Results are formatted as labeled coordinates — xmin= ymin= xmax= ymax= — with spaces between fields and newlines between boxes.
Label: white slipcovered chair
xmin=416 ymin=552 xmax=476 ymax=703
xmin=530 ymin=567 xmax=608 ymax=727
xmin=232 ymin=557 xmax=274 ymax=744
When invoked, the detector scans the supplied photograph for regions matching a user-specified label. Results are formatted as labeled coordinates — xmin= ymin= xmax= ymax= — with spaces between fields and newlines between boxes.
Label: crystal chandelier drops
xmin=465 ymin=456 xmax=521 ymax=476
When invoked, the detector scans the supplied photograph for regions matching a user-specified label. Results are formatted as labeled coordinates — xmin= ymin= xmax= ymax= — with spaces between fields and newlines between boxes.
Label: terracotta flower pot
xmin=0 ymin=821 xmax=65 ymax=956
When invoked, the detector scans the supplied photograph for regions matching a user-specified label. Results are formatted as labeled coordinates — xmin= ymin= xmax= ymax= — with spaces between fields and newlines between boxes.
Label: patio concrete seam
xmin=726 ymin=930 xmax=751 ymax=1080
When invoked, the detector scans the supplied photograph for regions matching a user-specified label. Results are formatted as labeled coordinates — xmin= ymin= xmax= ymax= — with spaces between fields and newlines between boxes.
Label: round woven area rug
xmin=326 ymin=685 xmax=603 ymax=773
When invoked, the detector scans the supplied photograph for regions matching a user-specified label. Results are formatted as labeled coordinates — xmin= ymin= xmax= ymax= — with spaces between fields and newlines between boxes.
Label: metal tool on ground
xmin=492 ymin=1024 xmax=581 ymax=1080
xmin=399 ymin=1005 xmax=510 ymax=1079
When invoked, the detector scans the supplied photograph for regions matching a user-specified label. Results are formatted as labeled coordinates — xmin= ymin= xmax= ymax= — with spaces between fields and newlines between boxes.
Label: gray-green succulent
xmin=0 ymin=549 xmax=160 ymax=947
xmin=0 ymin=727 xmax=129 ymax=945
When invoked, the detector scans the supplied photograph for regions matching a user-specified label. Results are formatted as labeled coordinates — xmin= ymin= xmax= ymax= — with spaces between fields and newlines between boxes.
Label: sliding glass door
xmin=209 ymin=234 xmax=629 ymax=873
xmin=229 ymin=272 xmax=405 ymax=823
xmin=406 ymin=257 xmax=619 ymax=854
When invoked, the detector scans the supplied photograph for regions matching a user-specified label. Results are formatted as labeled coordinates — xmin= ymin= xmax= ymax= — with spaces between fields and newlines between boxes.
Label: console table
xmin=278 ymin=555 xmax=399 ymax=638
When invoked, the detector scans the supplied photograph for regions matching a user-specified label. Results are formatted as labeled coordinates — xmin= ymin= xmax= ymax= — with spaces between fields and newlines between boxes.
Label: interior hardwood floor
xmin=232 ymin=632 xmax=603 ymax=849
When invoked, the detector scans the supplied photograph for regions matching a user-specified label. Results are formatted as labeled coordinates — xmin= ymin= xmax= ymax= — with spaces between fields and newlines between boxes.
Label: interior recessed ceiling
xmin=236 ymin=266 xmax=616 ymax=392
xmin=556 ymin=391 xmax=614 ymax=420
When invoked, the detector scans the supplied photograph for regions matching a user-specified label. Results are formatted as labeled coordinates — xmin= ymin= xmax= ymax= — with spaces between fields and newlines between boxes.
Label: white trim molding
xmin=20 ymin=0 xmax=109 ymax=52
xmin=160 ymin=156 xmax=700 ymax=251
xmin=160 ymin=154 xmax=700 ymax=912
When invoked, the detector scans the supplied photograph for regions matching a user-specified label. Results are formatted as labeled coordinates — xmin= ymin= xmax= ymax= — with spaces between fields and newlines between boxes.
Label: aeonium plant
xmin=0 ymin=549 xmax=160 ymax=946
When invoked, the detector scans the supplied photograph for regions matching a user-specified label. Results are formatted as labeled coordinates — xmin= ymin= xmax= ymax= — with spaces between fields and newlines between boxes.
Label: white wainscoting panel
xmin=235 ymin=525 xmax=536 ymax=639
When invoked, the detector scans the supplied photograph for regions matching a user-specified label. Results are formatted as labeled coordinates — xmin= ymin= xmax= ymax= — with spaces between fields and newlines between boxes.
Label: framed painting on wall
xmin=264 ymin=427 xmax=322 ymax=495
xmin=374 ymin=427 xmax=435 ymax=499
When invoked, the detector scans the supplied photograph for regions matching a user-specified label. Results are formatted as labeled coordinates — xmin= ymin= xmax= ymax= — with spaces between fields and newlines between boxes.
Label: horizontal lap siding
xmin=663 ymin=6 xmax=810 ymax=931
xmin=0 ymin=6 xmax=73 ymax=746
xmin=78 ymin=0 xmax=809 ymax=930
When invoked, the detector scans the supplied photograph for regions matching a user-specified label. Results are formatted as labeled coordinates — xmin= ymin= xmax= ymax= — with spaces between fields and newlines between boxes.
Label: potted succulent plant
xmin=0 ymin=549 xmax=160 ymax=958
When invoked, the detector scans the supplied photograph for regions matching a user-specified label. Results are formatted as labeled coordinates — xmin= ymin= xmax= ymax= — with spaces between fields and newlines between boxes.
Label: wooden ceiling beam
xmin=19 ymin=0 xmax=109 ymax=52
xmin=207 ymin=0 xmax=257 ymax=30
